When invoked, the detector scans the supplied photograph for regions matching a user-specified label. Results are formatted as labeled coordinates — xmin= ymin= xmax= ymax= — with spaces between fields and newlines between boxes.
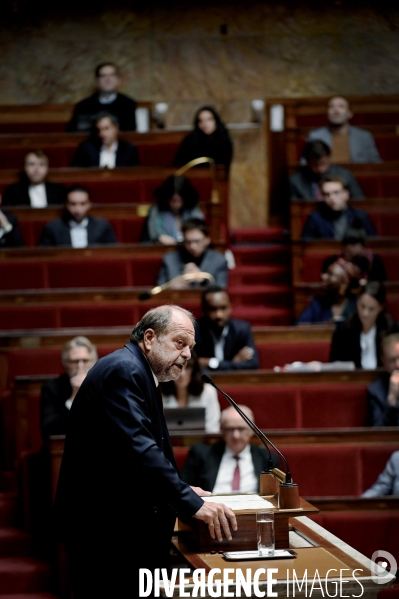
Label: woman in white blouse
xmin=161 ymin=353 xmax=220 ymax=432
xmin=330 ymin=281 xmax=397 ymax=369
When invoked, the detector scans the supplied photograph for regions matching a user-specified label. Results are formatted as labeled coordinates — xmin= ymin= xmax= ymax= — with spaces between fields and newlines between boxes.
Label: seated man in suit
xmin=362 ymin=450 xmax=399 ymax=497
xmin=0 ymin=194 xmax=23 ymax=247
xmin=307 ymin=96 xmax=381 ymax=164
xmin=40 ymin=336 xmax=98 ymax=439
xmin=368 ymin=333 xmax=399 ymax=427
xmin=67 ymin=62 xmax=137 ymax=132
xmin=38 ymin=185 xmax=117 ymax=247
xmin=72 ymin=112 xmax=139 ymax=168
xmin=290 ymin=140 xmax=365 ymax=200
xmin=195 ymin=286 xmax=259 ymax=370
xmin=156 ymin=218 xmax=228 ymax=288
xmin=181 ymin=405 xmax=279 ymax=493
xmin=2 ymin=150 xmax=67 ymax=208
xmin=301 ymin=176 xmax=376 ymax=240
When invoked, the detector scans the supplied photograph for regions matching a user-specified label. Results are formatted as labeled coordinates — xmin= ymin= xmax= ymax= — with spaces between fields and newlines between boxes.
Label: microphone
xmin=202 ymin=373 xmax=293 ymax=484
xmin=139 ymin=272 xmax=215 ymax=301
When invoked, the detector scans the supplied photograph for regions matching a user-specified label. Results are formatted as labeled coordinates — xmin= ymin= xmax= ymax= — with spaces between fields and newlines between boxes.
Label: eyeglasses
xmin=66 ymin=358 xmax=92 ymax=365
xmin=222 ymin=427 xmax=250 ymax=435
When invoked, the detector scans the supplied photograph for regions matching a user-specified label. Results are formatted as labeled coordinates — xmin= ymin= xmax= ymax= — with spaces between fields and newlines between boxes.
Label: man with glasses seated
xmin=40 ymin=336 xmax=98 ymax=439
xmin=181 ymin=406 xmax=279 ymax=493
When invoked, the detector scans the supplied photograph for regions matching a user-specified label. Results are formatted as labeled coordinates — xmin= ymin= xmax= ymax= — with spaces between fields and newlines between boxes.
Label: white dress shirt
xmin=360 ymin=325 xmax=377 ymax=369
xmin=212 ymin=444 xmax=257 ymax=494
xmin=28 ymin=183 xmax=47 ymax=208
xmin=99 ymin=142 xmax=118 ymax=169
xmin=99 ymin=93 xmax=117 ymax=105
xmin=69 ymin=218 xmax=89 ymax=248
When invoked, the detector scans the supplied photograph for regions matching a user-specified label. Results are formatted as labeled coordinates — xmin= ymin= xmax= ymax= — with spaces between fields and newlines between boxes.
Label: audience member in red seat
xmin=72 ymin=112 xmax=139 ymax=168
xmin=290 ymin=140 xmax=365 ymax=200
xmin=0 ymin=194 xmax=23 ymax=247
xmin=330 ymin=282 xmax=397 ymax=369
xmin=174 ymin=106 xmax=233 ymax=175
xmin=67 ymin=62 xmax=137 ymax=132
xmin=142 ymin=175 xmax=204 ymax=244
xmin=296 ymin=258 xmax=359 ymax=325
xmin=301 ymin=176 xmax=375 ymax=240
xmin=156 ymin=218 xmax=228 ymax=288
xmin=181 ymin=406 xmax=279 ymax=493
xmin=40 ymin=336 xmax=98 ymax=439
xmin=195 ymin=286 xmax=259 ymax=370
xmin=368 ymin=333 xmax=399 ymax=427
xmin=322 ymin=228 xmax=387 ymax=283
xmin=38 ymin=185 xmax=117 ymax=247
xmin=307 ymin=96 xmax=382 ymax=164
xmin=2 ymin=150 xmax=66 ymax=207
xmin=362 ymin=450 xmax=399 ymax=496
xmin=161 ymin=352 xmax=220 ymax=432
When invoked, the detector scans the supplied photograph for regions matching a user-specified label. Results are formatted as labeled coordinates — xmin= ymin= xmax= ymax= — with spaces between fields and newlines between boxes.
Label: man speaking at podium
xmin=54 ymin=305 xmax=236 ymax=598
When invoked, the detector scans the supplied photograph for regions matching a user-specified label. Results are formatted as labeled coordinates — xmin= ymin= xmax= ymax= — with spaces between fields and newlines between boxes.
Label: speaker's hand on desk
xmin=193 ymin=502 xmax=237 ymax=542
xmin=191 ymin=486 xmax=212 ymax=497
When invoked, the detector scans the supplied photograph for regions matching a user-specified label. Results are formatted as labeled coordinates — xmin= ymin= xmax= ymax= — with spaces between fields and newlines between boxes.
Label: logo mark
xmin=371 ymin=550 xmax=397 ymax=584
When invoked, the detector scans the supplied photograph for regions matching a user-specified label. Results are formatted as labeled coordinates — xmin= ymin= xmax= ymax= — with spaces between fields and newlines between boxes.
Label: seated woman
xmin=330 ymin=281 xmax=397 ymax=369
xmin=160 ymin=353 xmax=220 ymax=433
xmin=142 ymin=175 xmax=204 ymax=245
xmin=322 ymin=227 xmax=387 ymax=283
xmin=174 ymin=106 xmax=233 ymax=174
xmin=296 ymin=258 xmax=359 ymax=325
xmin=72 ymin=112 xmax=139 ymax=168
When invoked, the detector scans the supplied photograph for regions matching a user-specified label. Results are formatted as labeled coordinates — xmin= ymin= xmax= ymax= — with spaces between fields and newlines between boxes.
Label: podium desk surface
xmin=171 ymin=515 xmax=394 ymax=598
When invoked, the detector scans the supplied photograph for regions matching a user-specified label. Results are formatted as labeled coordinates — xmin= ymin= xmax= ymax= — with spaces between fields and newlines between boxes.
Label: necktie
xmin=232 ymin=455 xmax=240 ymax=491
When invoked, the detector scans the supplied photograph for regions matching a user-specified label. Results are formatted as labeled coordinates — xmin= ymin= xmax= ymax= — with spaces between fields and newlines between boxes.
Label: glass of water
xmin=256 ymin=510 xmax=275 ymax=556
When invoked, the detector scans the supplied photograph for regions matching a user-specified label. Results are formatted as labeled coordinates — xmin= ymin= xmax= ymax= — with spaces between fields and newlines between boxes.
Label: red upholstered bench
xmin=137 ymin=144 xmax=179 ymax=167
xmin=257 ymin=341 xmax=330 ymax=369
xmin=173 ymin=447 xmax=190 ymax=472
xmin=356 ymin=174 xmax=399 ymax=198
xmin=0 ymin=261 xmax=47 ymax=291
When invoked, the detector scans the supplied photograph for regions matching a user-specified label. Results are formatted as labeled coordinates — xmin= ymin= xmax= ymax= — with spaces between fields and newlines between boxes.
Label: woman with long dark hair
xmin=161 ymin=352 xmax=220 ymax=432
xmin=142 ymin=175 xmax=204 ymax=244
xmin=174 ymin=106 xmax=233 ymax=174
xmin=330 ymin=281 xmax=397 ymax=369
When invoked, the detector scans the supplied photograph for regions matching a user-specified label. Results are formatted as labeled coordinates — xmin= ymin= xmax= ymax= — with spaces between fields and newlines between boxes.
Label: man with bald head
xmin=181 ymin=405 xmax=279 ymax=493
xmin=55 ymin=306 xmax=236 ymax=598
xmin=307 ymin=96 xmax=381 ymax=163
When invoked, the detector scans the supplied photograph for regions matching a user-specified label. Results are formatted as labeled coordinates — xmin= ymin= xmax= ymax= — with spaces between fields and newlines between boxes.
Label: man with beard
xmin=54 ymin=305 xmax=237 ymax=598
xmin=290 ymin=140 xmax=365 ymax=200
xmin=301 ymin=176 xmax=376 ymax=240
xmin=195 ymin=286 xmax=259 ymax=370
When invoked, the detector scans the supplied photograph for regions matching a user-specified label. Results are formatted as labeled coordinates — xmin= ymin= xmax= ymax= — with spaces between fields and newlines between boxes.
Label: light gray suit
xmin=156 ymin=247 xmax=228 ymax=287
xmin=307 ymin=125 xmax=382 ymax=163
xmin=362 ymin=451 xmax=399 ymax=497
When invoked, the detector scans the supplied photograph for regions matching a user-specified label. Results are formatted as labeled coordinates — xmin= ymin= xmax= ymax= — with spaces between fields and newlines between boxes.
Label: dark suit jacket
xmin=40 ymin=373 xmax=72 ymax=439
xmin=301 ymin=205 xmax=376 ymax=240
xmin=290 ymin=164 xmax=365 ymax=200
xmin=0 ymin=211 xmax=24 ymax=247
xmin=38 ymin=215 xmax=117 ymax=246
xmin=367 ymin=374 xmax=399 ymax=427
xmin=67 ymin=92 xmax=137 ymax=132
xmin=156 ymin=247 xmax=228 ymax=288
xmin=54 ymin=343 xmax=202 ymax=590
xmin=195 ymin=317 xmax=259 ymax=370
xmin=181 ymin=440 xmax=280 ymax=492
xmin=2 ymin=181 xmax=67 ymax=207
xmin=72 ymin=138 xmax=140 ymax=168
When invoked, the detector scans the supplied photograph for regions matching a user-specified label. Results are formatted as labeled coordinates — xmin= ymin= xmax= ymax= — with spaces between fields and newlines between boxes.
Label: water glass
xmin=256 ymin=510 xmax=275 ymax=556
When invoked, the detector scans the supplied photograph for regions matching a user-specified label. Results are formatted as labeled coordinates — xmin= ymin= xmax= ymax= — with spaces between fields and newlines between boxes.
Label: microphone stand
xmin=202 ymin=374 xmax=300 ymax=509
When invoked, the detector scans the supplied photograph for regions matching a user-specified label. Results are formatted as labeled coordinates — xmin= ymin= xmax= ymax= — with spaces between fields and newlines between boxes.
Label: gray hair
xmin=61 ymin=336 xmax=98 ymax=367
xmin=220 ymin=405 xmax=254 ymax=427
xmin=130 ymin=305 xmax=195 ymax=343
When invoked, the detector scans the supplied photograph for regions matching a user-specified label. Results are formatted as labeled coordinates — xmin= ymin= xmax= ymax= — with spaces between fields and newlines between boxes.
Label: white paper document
xmin=203 ymin=494 xmax=274 ymax=511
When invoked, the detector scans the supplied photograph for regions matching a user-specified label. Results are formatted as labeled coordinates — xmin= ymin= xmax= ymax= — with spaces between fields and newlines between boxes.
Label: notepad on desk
xmin=203 ymin=494 xmax=274 ymax=510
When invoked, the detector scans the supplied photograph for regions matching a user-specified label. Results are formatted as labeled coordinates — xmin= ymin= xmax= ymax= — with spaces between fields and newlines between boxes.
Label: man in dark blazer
xmin=67 ymin=62 xmax=137 ymax=132
xmin=40 ymin=336 xmax=98 ymax=439
xmin=72 ymin=112 xmax=139 ymax=168
xmin=2 ymin=151 xmax=66 ymax=207
xmin=156 ymin=218 xmax=228 ymax=288
xmin=301 ymin=176 xmax=376 ymax=240
xmin=0 ymin=196 xmax=24 ymax=247
xmin=368 ymin=333 xmax=399 ymax=427
xmin=290 ymin=140 xmax=365 ymax=200
xmin=38 ymin=185 xmax=117 ymax=247
xmin=195 ymin=286 xmax=259 ymax=370
xmin=54 ymin=306 xmax=236 ymax=597
xmin=181 ymin=406 xmax=280 ymax=493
